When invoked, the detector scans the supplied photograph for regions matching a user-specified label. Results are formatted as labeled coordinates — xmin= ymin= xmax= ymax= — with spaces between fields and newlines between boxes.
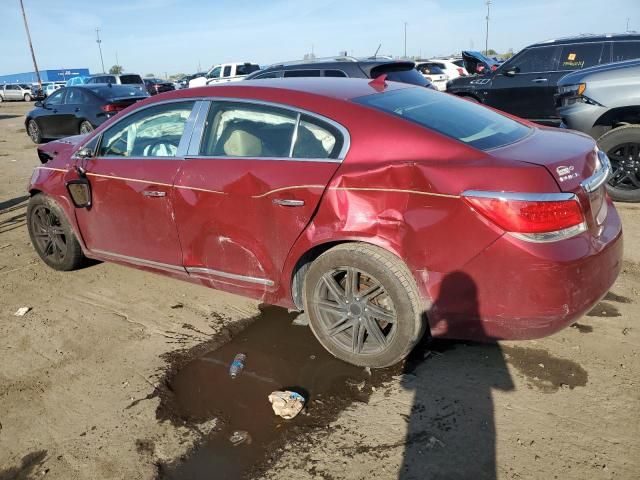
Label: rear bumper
xmin=430 ymin=199 xmax=623 ymax=340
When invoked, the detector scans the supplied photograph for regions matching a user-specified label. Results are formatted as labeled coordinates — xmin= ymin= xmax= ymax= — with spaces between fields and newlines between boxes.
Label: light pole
xmin=403 ymin=22 xmax=408 ymax=58
xmin=627 ymin=17 xmax=630 ymax=32
xmin=96 ymin=27 xmax=105 ymax=73
xmin=18 ymin=0 xmax=42 ymax=89
xmin=484 ymin=0 xmax=491 ymax=56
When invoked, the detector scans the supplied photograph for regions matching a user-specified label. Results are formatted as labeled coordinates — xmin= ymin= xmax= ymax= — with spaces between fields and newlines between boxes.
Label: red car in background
xmin=26 ymin=78 xmax=622 ymax=367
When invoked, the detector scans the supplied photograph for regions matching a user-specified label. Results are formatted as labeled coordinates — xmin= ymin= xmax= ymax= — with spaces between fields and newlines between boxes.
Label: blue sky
xmin=2 ymin=0 xmax=638 ymax=76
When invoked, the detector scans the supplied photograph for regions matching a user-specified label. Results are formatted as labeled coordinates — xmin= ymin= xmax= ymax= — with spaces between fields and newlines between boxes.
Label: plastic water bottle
xmin=229 ymin=353 xmax=246 ymax=378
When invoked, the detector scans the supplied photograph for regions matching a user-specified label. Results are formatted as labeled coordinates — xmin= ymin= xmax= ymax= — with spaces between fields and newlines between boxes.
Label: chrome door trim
xmin=186 ymin=266 xmax=274 ymax=286
xmin=177 ymin=100 xmax=209 ymax=157
xmin=581 ymin=150 xmax=611 ymax=193
xmin=90 ymin=249 xmax=187 ymax=273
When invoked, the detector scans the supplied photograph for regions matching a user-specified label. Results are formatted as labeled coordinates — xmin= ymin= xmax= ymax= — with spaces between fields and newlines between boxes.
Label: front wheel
xmin=27 ymin=194 xmax=86 ymax=271
xmin=27 ymin=119 xmax=42 ymax=144
xmin=303 ymin=243 xmax=426 ymax=368
xmin=598 ymin=125 xmax=640 ymax=202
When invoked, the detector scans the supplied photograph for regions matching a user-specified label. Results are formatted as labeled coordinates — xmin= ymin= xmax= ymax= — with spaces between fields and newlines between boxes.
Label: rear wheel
xmin=27 ymin=194 xmax=86 ymax=271
xmin=303 ymin=243 xmax=426 ymax=368
xmin=79 ymin=121 xmax=94 ymax=134
xmin=24 ymin=93 xmax=32 ymax=102
xmin=598 ymin=125 xmax=640 ymax=202
xmin=27 ymin=119 xmax=42 ymax=144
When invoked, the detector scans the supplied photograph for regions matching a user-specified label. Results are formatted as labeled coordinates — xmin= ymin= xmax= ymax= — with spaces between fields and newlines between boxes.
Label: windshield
xmin=354 ymin=87 xmax=531 ymax=150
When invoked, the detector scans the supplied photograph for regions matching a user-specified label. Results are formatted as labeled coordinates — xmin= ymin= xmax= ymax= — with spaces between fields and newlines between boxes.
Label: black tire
xmin=0 ymin=95 xmax=4 ymax=103
xmin=303 ymin=243 xmax=426 ymax=368
xmin=27 ymin=194 xmax=86 ymax=271
xmin=27 ymin=119 xmax=42 ymax=144
xmin=598 ymin=125 xmax=640 ymax=202
xmin=79 ymin=121 xmax=94 ymax=135
xmin=24 ymin=93 xmax=32 ymax=102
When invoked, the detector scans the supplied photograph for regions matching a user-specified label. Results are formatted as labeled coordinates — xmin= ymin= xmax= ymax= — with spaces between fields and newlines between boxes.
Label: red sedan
xmin=26 ymin=78 xmax=622 ymax=367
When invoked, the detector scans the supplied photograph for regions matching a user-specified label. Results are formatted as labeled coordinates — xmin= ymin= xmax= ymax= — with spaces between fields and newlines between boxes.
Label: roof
xmin=530 ymin=32 xmax=640 ymax=47
xmin=180 ymin=77 xmax=413 ymax=102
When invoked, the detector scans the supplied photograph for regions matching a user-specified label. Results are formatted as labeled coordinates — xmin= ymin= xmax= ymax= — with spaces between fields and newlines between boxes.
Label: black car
xmin=143 ymin=78 xmax=175 ymax=95
xmin=447 ymin=33 xmax=640 ymax=125
xmin=25 ymin=84 xmax=148 ymax=144
xmin=244 ymin=56 xmax=433 ymax=88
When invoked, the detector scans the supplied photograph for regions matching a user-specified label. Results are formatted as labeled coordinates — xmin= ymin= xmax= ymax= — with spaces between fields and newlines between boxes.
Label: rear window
xmin=284 ymin=70 xmax=321 ymax=77
xmin=354 ymin=87 xmax=530 ymax=151
xmin=371 ymin=64 xmax=429 ymax=87
xmin=84 ymin=85 xmax=147 ymax=100
xmin=120 ymin=75 xmax=143 ymax=85
xmin=236 ymin=64 xmax=260 ymax=76
xmin=324 ymin=70 xmax=348 ymax=77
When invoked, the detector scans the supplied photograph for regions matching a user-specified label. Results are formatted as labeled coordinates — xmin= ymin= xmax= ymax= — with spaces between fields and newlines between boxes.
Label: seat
xmin=223 ymin=129 xmax=263 ymax=157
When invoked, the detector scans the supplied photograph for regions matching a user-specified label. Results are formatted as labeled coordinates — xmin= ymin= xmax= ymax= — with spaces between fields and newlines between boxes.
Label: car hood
xmin=558 ymin=58 xmax=640 ymax=86
xmin=36 ymin=134 xmax=87 ymax=164
xmin=489 ymin=127 xmax=597 ymax=192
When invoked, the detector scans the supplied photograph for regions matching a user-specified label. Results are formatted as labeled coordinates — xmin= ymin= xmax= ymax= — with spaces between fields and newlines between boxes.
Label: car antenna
xmin=372 ymin=43 xmax=382 ymax=58
xmin=368 ymin=74 xmax=387 ymax=91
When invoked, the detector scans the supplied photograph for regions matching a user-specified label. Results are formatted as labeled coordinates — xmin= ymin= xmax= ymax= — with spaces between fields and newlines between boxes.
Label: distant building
xmin=0 ymin=68 xmax=91 ymax=85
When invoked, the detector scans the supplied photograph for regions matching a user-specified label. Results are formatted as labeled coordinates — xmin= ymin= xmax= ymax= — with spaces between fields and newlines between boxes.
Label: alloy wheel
xmin=28 ymin=121 xmax=40 ymax=143
xmin=29 ymin=205 xmax=68 ymax=263
xmin=310 ymin=267 xmax=397 ymax=355
xmin=607 ymin=142 xmax=640 ymax=190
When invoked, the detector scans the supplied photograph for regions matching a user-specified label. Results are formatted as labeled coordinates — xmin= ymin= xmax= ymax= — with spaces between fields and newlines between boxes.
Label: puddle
xmin=587 ymin=302 xmax=621 ymax=317
xmin=155 ymin=305 xmax=400 ymax=479
xmin=603 ymin=292 xmax=632 ymax=304
xmin=502 ymin=346 xmax=587 ymax=393
xmin=570 ymin=322 xmax=593 ymax=334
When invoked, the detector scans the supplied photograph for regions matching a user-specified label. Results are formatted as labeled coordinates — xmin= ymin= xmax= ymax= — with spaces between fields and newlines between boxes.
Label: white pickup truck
xmin=188 ymin=62 xmax=260 ymax=88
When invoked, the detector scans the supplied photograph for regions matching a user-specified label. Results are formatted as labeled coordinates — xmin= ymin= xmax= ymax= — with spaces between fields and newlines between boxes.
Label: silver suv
xmin=0 ymin=84 xmax=34 ymax=102
xmin=557 ymin=59 xmax=640 ymax=202
xmin=85 ymin=73 xmax=146 ymax=93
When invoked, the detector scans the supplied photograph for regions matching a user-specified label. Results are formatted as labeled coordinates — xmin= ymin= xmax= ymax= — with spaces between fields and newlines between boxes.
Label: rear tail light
xmin=101 ymin=103 xmax=125 ymax=113
xmin=462 ymin=191 xmax=586 ymax=242
xmin=457 ymin=67 xmax=465 ymax=76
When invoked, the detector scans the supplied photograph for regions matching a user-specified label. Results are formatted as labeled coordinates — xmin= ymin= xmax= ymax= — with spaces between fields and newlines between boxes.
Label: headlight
xmin=558 ymin=83 xmax=586 ymax=96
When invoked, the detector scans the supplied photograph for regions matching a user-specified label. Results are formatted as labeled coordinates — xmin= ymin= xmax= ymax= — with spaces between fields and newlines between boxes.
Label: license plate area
xmin=589 ymin=186 xmax=607 ymax=229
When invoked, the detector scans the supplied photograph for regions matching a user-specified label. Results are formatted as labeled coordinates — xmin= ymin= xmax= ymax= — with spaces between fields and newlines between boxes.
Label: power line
xmin=18 ymin=0 xmax=42 ymax=88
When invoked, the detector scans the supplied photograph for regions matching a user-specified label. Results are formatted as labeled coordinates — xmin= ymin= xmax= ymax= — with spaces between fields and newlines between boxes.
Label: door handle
xmin=142 ymin=190 xmax=167 ymax=197
xmin=272 ymin=198 xmax=305 ymax=207
xmin=74 ymin=108 xmax=80 ymax=112
xmin=531 ymin=78 xmax=548 ymax=83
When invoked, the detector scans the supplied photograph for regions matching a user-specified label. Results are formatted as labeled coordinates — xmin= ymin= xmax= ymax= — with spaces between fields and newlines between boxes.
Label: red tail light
xmin=457 ymin=67 xmax=465 ymax=76
xmin=101 ymin=103 xmax=124 ymax=113
xmin=463 ymin=192 xmax=586 ymax=241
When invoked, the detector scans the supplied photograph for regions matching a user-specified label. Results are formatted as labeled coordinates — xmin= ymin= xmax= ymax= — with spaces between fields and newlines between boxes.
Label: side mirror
xmin=66 ymin=178 xmax=92 ymax=208
xmin=503 ymin=67 xmax=519 ymax=77
xmin=34 ymin=101 xmax=43 ymax=107
xmin=76 ymin=147 xmax=93 ymax=158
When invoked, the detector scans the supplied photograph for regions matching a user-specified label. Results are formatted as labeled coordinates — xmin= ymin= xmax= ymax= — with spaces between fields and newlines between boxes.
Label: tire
xmin=27 ymin=194 xmax=86 ymax=271
xmin=79 ymin=121 xmax=94 ymax=134
xmin=0 ymin=95 xmax=4 ymax=103
xmin=303 ymin=243 xmax=426 ymax=368
xmin=24 ymin=93 xmax=32 ymax=102
xmin=598 ymin=125 xmax=640 ymax=202
xmin=27 ymin=119 xmax=42 ymax=144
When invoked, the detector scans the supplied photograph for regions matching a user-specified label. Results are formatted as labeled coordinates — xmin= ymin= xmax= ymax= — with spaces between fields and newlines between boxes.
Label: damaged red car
xmin=27 ymin=77 xmax=622 ymax=367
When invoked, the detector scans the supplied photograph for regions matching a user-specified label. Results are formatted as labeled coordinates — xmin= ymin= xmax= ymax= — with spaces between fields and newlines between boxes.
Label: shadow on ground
xmin=0 ymin=450 xmax=47 ymax=480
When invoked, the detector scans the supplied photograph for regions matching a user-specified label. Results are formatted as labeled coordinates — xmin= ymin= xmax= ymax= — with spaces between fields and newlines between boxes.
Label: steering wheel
xmin=144 ymin=139 xmax=179 ymax=157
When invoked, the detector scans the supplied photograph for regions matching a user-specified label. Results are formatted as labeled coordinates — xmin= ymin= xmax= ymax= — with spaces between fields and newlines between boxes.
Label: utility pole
xmin=627 ymin=17 xmax=630 ymax=32
xmin=18 ymin=0 xmax=42 ymax=88
xmin=484 ymin=0 xmax=491 ymax=56
xmin=403 ymin=22 xmax=408 ymax=58
xmin=96 ymin=27 xmax=105 ymax=73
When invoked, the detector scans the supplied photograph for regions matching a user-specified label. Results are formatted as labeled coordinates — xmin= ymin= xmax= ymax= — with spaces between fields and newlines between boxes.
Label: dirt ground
xmin=1 ymin=101 xmax=638 ymax=480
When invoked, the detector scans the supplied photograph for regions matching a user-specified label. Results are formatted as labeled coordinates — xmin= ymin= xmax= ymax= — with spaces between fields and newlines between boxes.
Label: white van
xmin=188 ymin=62 xmax=260 ymax=88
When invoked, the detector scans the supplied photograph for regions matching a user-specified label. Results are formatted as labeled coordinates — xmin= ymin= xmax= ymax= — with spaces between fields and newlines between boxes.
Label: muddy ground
xmin=0 ymin=101 xmax=638 ymax=479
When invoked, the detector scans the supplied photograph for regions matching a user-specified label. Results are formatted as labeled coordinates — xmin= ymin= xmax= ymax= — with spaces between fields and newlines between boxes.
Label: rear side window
xmin=223 ymin=66 xmax=232 ymax=77
xmin=284 ymin=70 xmax=321 ymax=77
xmin=507 ymin=46 xmax=559 ymax=73
xmin=354 ymin=87 xmax=530 ymax=151
xmin=120 ymin=75 xmax=143 ymax=85
xmin=557 ymin=43 xmax=604 ymax=70
xmin=65 ymin=89 xmax=89 ymax=104
xmin=253 ymin=71 xmax=280 ymax=79
xmin=612 ymin=41 xmax=640 ymax=62
xmin=236 ymin=64 xmax=260 ymax=76
xmin=200 ymin=102 xmax=297 ymax=157
xmin=324 ymin=70 xmax=347 ymax=77
xmin=293 ymin=115 xmax=343 ymax=159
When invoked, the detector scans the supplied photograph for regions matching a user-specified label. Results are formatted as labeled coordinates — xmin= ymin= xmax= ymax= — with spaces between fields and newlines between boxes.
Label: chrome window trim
xmin=581 ymin=150 xmax=611 ymax=193
xmin=289 ymin=112 xmax=301 ymax=157
xmin=509 ymin=222 xmax=587 ymax=243
xmin=186 ymin=97 xmax=351 ymax=162
xmin=186 ymin=266 xmax=274 ymax=286
xmin=462 ymin=190 xmax=578 ymax=202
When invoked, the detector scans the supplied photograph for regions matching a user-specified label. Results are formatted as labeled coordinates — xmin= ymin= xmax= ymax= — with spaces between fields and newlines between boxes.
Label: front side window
xmin=355 ymin=87 xmax=530 ymax=151
xmin=557 ymin=43 xmax=604 ymax=70
xmin=612 ymin=41 xmax=640 ymax=62
xmin=200 ymin=102 xmax=297 ymax=157
xmin=284 ymin=70 xmax=321 ymax=77
xmin=97 ymin=101 xmax=195 ymax=158
xmin=207 ymin=67 xmax=221 ymax=79
xmin=223 ymin=66 xmax=232 ymax=77
xmin=45 ymin=89 xmax=65 ymax=106
xmin=505 ymin=46 xmax=559 ymax=73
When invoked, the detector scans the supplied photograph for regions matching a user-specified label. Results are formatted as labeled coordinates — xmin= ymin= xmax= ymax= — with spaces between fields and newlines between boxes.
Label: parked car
xmin=66 ymin=76 xmax=90 ymax=87
xmin=189 ymin=62 xmax=260 ymax=88
xmin=0 ymin=83 xmax=34 ymax=102
xmin=26 ymin=78 xmax=621 ymax=367
xmin=25 ymin=84 xmax=148 ymax=143
xmin=415 ymin=62 xmax=448 ymax=91
xmin=143 ymin=78 xmax=175 ymax=95
xmin=43 ymin=82 xmax=63 ymax=97
xmin=458 ymin=51 xmax=501 ymax=75
xmin=448 ymin=33 xmax=640 ymax=125
xmin=244 ymin=56 xmax=434 ymax=89
xmin=86 ymin=73 xmax=146 ymax=93
xmin=426 ymin=59 xmax=468 ymax=80
xmin=176 ymin=72 xmax=206 ymax=90
xmin=556 ymin=58 xmax=640 ymax=202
